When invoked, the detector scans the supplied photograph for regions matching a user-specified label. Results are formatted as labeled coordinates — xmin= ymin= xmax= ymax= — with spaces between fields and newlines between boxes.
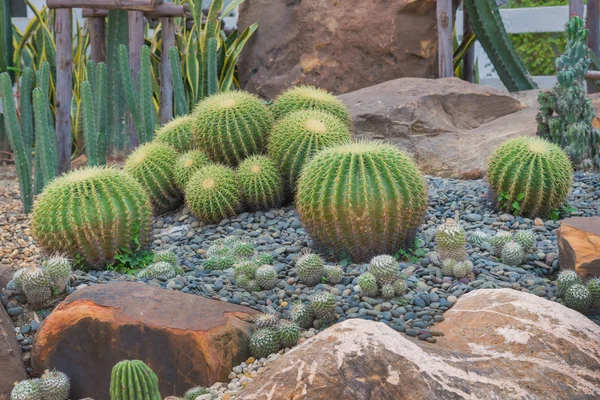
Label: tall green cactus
xmin=170 ymin=46 xmax=188 ymax=116
xmin=463 ymin=0 xmax=537 ymax=92
xmin=81 ymin=62 xmax=108 ymax=166
xmin=96 ymin=63 xmax=108 ymax=163
xmin=0 ymin=0 xmax=13 ymax=78
xmin=20 ymin=68 xmax=34 ymax=167
xmin=33 ymin=88 xmax=58 ymax=185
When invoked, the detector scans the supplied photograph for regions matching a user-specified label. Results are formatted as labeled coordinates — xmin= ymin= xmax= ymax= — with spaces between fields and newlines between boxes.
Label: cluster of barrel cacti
xmin=109 ymin=360 xmax=161 ymax=400
xmin=250 ymin=312 xmax=302 ymax=358
xmin=357 ymin=255 xmax=408 ymax=300
xmin=137 ymin=250 xmax=183 ymax=279
xmin=556 ymin=270 xmax=600 ymax=311
xmin=486 ymin=229 xmax=536 ymax=267
xmin=11 ymin=369 xmax=70 ymax=400
xmin=12 ymin=255 xmax=72 ymax=308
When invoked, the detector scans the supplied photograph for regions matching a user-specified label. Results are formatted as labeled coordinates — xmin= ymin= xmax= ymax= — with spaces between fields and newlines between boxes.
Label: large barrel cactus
xmin=109 ymin=360 xmax=161 ymax=400
xmin=296 ymin=141 xmax=428 ymax=262
xmin=191 ymin=91 xmax=273 ymax=166
xmin=124 ymin=142 xmax=182 ymax=213
xmin=487 ymin=137 xmax=572 ymax=217
xmin=154 ymin=115 xmax=196 ymax=153
xmin=31 ymin=167 xmax=152 ymax=268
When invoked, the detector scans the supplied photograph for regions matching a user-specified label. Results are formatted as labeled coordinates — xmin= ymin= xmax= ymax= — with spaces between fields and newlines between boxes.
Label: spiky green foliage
xmin=587 ymin=278 xmax=600 ymax=308
xmin=255 ymin=265 xmax=279 ymax=290
xmin=137 ymin=261 xmax=178 ymax=279
xmin=40 ymin=369 xmax=70 ymax=400
xmin=207 ymin=236 xmax=241 ymax=258
xmin=250 ymin=328 xmax=279 ymax=359
xmin=153 ymin=250 xmax=178 ymax=266
xmin=234 ymin=260 xmax=260 ymax=279
xmin=255 ymin=253 xmax=275 ymax=265
xmin=185 ymin=164 xmax=242 ymax=223
xmin=184 ymin=387 xmax=210 ymax=400
xmin=441 ymin=259 xmax=457 ymax=276
xmin=204 ymin=255 xmax=235 ymax=271
xmin=236 ymin=275 xmax=259 ymax=292
xmin=452 ymin=260 xmax=474 ymax=279
xmin=20 ymin=267 xmax=51 ymax=307
xmin=358 ymin=272 xmax=378 ymax=297
xmin=393 ymin=279 xmax=408 ymax=296
xmin=43 ymin=256 xmax=71 ymax=294
xmin=124 ymin=142 xmax=182 ymax=213
xmin=501 ymin=241 xmax=525 ymax=266
xmin=155 ymin=116 xmax=196 ymax=153
xmin=109 ymin=360 xmax=161 ymax=400
xmin=490 ymin=231 xmax=513 ymax=256
xmin=233 ymin=242 xmax=256 ymax=259
xmin=11 ymin=379 xmax=42 ymax=400
xmin=557 ymin=270 xmax=582 ymax=296
xmin=380 ymin=284 xmax=396 ymax=300
xmin=565 ymin=284 xmax=592 ymax=311
xmin=12 ymin=268 xmax=26 ymax=291
xmin=312 ymin=292 xmax=337 ymax=321
xmin=237 ymin=155 xmax=283 ymax=210
xmin=435 ymin=219 xmax=467 ymax=261
xmin=369 ymin=255 xmax=399 ymax=285
xmin=295 ymin=250 xmax=325 ymax=286
xmin=463 ymin=0 xmax=537 ymax=92
xmin=32 ymin=167 xmax=152 ymax=268
xmin=254 ymin=312 xmax=280 ymax=328
xmin=487 ymin=137 xmax=572 ymax=217
xmin=324 ymin=265 xmax=343 ymax=285
xmin=289 ymin=302 xmax=314 ymax=329
xmin=272 ymin=86 xmax=352 ymax=127
xmin=191 ymin=91 xmax=273 ymax=165
xmin=514 ymin=230 xmax=535 ymax=251
xmin=268 ymin=110 xmax=351 ymax=190
xmin=81 ymin=62 xmax=108 ymax=167
xmin=469 ymin=231 xmax=489 ymax=247
xmin=297 ymin=141 xmax=428 ymax=262
xmin=276 ymin=320 xmax=301 ymax=348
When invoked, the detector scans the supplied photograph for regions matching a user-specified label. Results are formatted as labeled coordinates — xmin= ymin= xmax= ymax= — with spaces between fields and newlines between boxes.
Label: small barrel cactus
xmin=191 ymin=91 xmax=273 ymax=165
xmin=565 ymin=284 xmax=592 ymax=311
xmin=204 ymin=255 xmax=235 ymax=271
xmin=324 ymin=265 xmax=344 ymax=285
xmin=441 ymin=259 xmax=457 ymax=276
xmin=234 ymin=260 xmax=260 ymax=279
xmin=368 ymin=255 xmax=399 ymax=285
xmin=468 ymin=231 xmax=489 ymax=247
xmin=289 ymin=302 xmax=314 ymax=329
xmin=514 ymin=230 xmax=536 ymax=251
xmin=271 ymin=85 xmax=352 ymax=127
xmin=21 ymin=267 xmax=51 ymax=307
xmin=501 ymin=241 xmax=525 ymax=266
xmin=185 ymin=164 xmax=242 ymax=224
xmin=295 ymin=250 xmax=325 ymax=286
xmin=452 ymin=260 xmax=474 ymax=279
xmin=184 ymin=387 xmax=211 ymax=400
xmin=380 ymin=284 xmax=396 ymax=300
xmin=490 ymin=231 xmax=513 ymax=256
xmin=254 ymin=312 xmax=280 ymax=328
xmin=11 ymin=379 xmax=42 ymax=400
xmin=276 ymin=320 xmax=301 ymax=348
xmin=588 ymin=278 xmax=600 ymax=307
xmin=12 ymin=268 xmax=26 ymax=291
xmin=393 ymin=279 xmax=408 ymax=296
xmin=311 ymin=292 xmax=337 ymax=320
xmin=232 ymin=242 xmax=256 ymax=259
xmin=236 ymin=275 xmax=259 ymax=292
xmin=250 ymin=328 xmax=279 ymax=359
xmin=124 ymin=142 xmax=182 ymax=213
xmin=557 ymin=270 xmax=582 ymax=296
xmin=153 ymin=250 xmax=178 ymax=265
xmin=154 ymin=115 xmax=196 ymax=153
xmin=435 ymin=219 xmax=467 ymax=261
xmin=237 ymin=155 xmax=283 ymax=210
xmin=256 ymin=265 xmax=279 ymax=290
xmin=255 ymin=253 xmax=274 ymax=265
xmin=296 ymin=141 xmax=428 ymax=262
xmin=32 ymin=167 xmax=152 ymax=268
xmin=43 ymin=256 xmax=71 ymax=294
xmin=358 ymin=272 xmax=379 ymax=297
xmin=487 ymin=137 xmax=573 ymax=217
xmin=173 ymin=150 xmax=211 ymax=189
xmin=40 ymin=369 xmax=70 ymax=400
xmin=109 ymin=360 xmax=161 ymax=400
xmin=137 ymin=262 xmax=178 ymax=279
xmin=207 ymin=236 xmax=240 ymax=258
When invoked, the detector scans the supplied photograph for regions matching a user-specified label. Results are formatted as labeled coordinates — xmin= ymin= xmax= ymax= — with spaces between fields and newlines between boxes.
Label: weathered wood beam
xmin=127 ymin=10 xmax=145 ymax=149
xmin=587 ymin=0 xmax=600 ymax=93
xmin=570 ymin=0 xmax=584 ymax=18
xmin=55 ymin=8 xmax=73 ymax=173
xmin=48 ymin=0 xmax=164 ymax=12
xmin=437 ymin=0 xmax=454 ymax=78
xmin=585 ymin=70 xmax=600 ymax=80
xmin=89 ymin=17 xmax=106 ymax=63
xmin=160 ymin=17 xmax=174 ymax=124
xmin=82 ymin=4 xmax=188 ymax=19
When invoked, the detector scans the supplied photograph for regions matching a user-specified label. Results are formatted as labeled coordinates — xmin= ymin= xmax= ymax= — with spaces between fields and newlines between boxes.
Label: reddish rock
xmin=31 ymin=282 xmax=257 ymax=399
xmin=0 ymin=264 xmax=13 ymax=290
xmin=236 ymin=289 xmax=600 ymax=399
xmin=558 ymin=216 xmax=600 ymax=278
xmin=0 ymin=303 xmax=28 ymax=398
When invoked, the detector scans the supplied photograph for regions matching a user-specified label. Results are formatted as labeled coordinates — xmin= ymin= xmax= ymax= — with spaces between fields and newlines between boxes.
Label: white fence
xmin=456 ymin=5 xmax=577 ymax=91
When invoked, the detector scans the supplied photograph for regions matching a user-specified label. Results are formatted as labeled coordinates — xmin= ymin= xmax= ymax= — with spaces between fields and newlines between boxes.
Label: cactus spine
xmin=40 ymin=369 xmax=70 ymax=400
xmin=43 ymin=256 xmax=72 ymax=294
xmin=324 ymin=265 xmax=343 ymax=285
xmin=311 ymin=292 xmax=337 ymax=320
xmin=20 ymin=267 xmax=51 ymax=307
xmin=295 ymin=250 xmax=325 ymax=286
xmin=289 ymin=302 xmax=314 ymax=329
xmin=565 ymin=284 xmax=592 ymax=311
xmin=369 ymin=255 xmax=400 ymax=285
xmin=81 ymin=61 xmax=108 ymax=166
xmin=109 ymin=360 xmax=161 ymax=400
xmin=169 ymin=46 xmax=188 ymax=116
xmin=435 ymin=219 xmax=467 ymax=261
xmin=557 ymin=270 xmax=581 ymax=296
xmin=469 ymin=231 xmax=489 ymax=247
xmin=358 ymin=272 xmax=378 ymax=297
xmin=11 ymin=379 xmax=42 ymax=400
xmin=501 ymin=241 xmax=525 ymax=266
xmin=155 ymin=115 xmax=196 ymax=153
xmin=237 ymin=155 xmax=284 ymax=210
xmin=173 ymin=150 xmax=211 ymax=189
xmin=276 ymin=320 xmax=301 ymax=348
xmin=250 ymin=328 xmax=279 ymax=359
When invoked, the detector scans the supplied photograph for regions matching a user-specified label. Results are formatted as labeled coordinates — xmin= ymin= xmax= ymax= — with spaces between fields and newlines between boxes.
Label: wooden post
xmin=55 ymin=8 xmax=72 ymax=173
xmin=160 ymin=17 xmax=174 ymax=124
xmin=570 ymin=0 xmax=584 ymax=18
xmin=89 ymin=17 xmax=106 ymax=63
xmin=437 ymin=0 xmax=454 ymax=78
xmin=463 ymin=11 xmax=475 ymax=83
xmin=587 ymin=0 xmax=600 ymax=93
xmin=128 ymin=10 xmax=145 ymax=149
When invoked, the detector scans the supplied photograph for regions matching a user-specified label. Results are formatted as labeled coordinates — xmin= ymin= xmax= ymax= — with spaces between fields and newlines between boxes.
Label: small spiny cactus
xmin=289 ymin=302 xmax=314 ymax=329
xmin=393 ymin=279 xmax=408 ymax=296
xmin=250 ymin=328 xmax=279 ymax=359
xmin=255 ymin=265 xmax=279 ymax=290
xmin=11 ymin=379 xmax=42 ymax=400
xmin=234 ymin=260 xmax=260 ymax=279
xmin=237 ymin=155 xmax=283 ymax=210
xmin=236 ymin=275 xmax=259 ymax=292
xmin=173 ymin=150 xmax=211 ymax=189
xmin=43 ymin=255 xmax=71 ymax=294
xmin=469 ymin=231 xmax=489 ymax=247
xmin=233 ymin=242 xmax=256 ymax=259
xmin=311 ymin=292 xmax=337 ymax=321
xmin=587 ymin=278 xmax=600 ymax=307
xmin=154 ymin=115 xmax=196 ymax=153
xmin=501 ymin=241 xmax=526 ymax=266
xmin=254 ymin=312 xmax=280 ymax=329
xmin=380 ymin=284 xmax=396 ymax=300
xmin=557 ymin=270 xmax=581 ymax=296
xmin=435 ymin=219 xmax=467 ymax=261
xmin=21 ymin=267 xmax=51 ymax=307
xmin=109 ymin=360 xmax=161 ymax=400
xmin=514 ymin=230 xmax=536 ymax=251
xmin=490 ymin=231 xmax=513 ymax=256
xmin=368 ymin=255 xmax=399 ymax=285
xmin=276 ymin=320 xmax=301 ymax=348
xmin=137 ymin=262 xmax=178 ymax=279
xmin=184 ymin=387 xmax=211 ymax=400
xmin=324 ymin=265 xmax=344 ymax=285
xmin=565 ymin=284 xmax=592 ymax=311
xmin=295 ymin=249 xmax=325 ymax=286
xmin=204 ymin=255 xmax=235 ymax=271
xmin=153 ymin=250 xmax=178 ymax=265
xmin=40 ymin=369 xmax=70 ymax=400
xmin=441 ymin=259 xmax=457 ymax=276
xmin=358 ymin=272 xmax=378 ymax=297
xmin=452 ymin=260 xmax=474 ymax=279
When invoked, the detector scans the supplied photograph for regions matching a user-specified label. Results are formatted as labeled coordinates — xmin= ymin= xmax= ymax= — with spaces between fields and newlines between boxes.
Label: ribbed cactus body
xmin=191 ymin=91 xmax=273 ymax=165
xmin=234 ymin=260 xmax=260 ymax=279
xmin=124 ymin=142 xmax=182 ymax=213
xmin=453 ymin=260 xmax=474 ymax=279
xmin=268 ymin=110 xmax=351 ymax=191
xmin=40 ymin=369 xmax=70 ymax=400
xmin=469 ymin=231 xmax=489 ymax=247
xmin=185 ymin=164 xmax=242 ymax=223
xmin=272 ymin=86 xmax=352 ymax=127
xmin=565 ymin=284 xmax=592 ymax=311
xmin=501 ymin=241 xmax=525 ymax=266
xmin=358 ymin=272 xmax=378 ymax=297
xmin=312 ymin=292 xmax=336 ymax=320
xmin=441 ymin=259 xmax=456 ymax=276
xmin=587 ymin=278 xmax=600 ymax=307
xmin=237 ymin=155 xmax=283 ymax=210
xmin=514 ymin=230 xmax=535 ymax=251
xmin=256 ymin=265 xmax=279 ymax=290
xmin=11 ymin=379 xmax=42 ymax=400
xmin=393 ymin=279 xmax=408 ymax=296
xmin=155 ymin=115 xmax=196 ymax=153
xmin=233 ymin=242 xmax=255 ymax=259
xmin=254 ymin=312 xmax=280 ymax=329
xmin=32 ymin=167 xmax=152 ymax=268
xmin=184 ymin=387 xmax=210 ymax=400
xmin=137 ymin=262 xmax=178 ymax=279
xmin=173 ymin=150 xmax=211 ymax=189
xmin=369 ymin=255 xmax=399 ymax=285
xmin=43 ymin=256 xmax=72 ymax=293
xmin=296 ymin=142 xmax=428 ymax=262
xmin=250 ymin=328 xmax=279 ymax=359
xmin=490 ymin=231 xmax=513 ymax=256
xmin=276 ymin=320 xmax=301 ymax=348
xmin=204 ymin=255 xmax=235 ymax=271
xmin=20 ymin=267 xmax=51 ymax=307
xmin=109 ymin=360 xmax=161 ymax=400
xmin=380 ymin=284 xmax=395 ymax=300
xmin=295 ymin=250 xmax=325 ymax=286
xmin=557 ymin=270 xmax=581 ymax=296
xmin=435 ymin=220 xmax=467 ymax=261
xmin=324 ymin=265 xmax=343 ymax=285
xmin=289 ymin=302 xmax=314 ymax=329
xmin=487 ymin=137 xmax=572 ymax=217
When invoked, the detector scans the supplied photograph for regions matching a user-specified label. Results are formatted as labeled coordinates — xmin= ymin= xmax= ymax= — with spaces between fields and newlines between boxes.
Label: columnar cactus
xmin=289 ymin=302 xmax=314 ymax=329
xmin=11 ymin=379 xmax=42 ymax=400
xmin=565 ymin=284 xmax=592 ymax=311
xmin=514 ymin=230 xmax=536 ymax=251
xmin=255 ymin=265 xmax=279 ymax=290
xmin=276 ymin=320 xmax=301 ymax=348
xmin=20 ymin=267 xmax=51 ymax=307
xmin=490 ymin=231 xmax=513 ymax=256
xmin=109 ymin=360 xmax=161 ymax=400
xmin=191 ymin=91 xmax=273 ymax=165
xmin=557 ymin=270 xmax=581 ymax=296
xmin=501 ymin=242 xmax=525 ymax=266
xmin=43 ymin=256 xmax=71 ymax=294
xmin=250 ymin=328 xmax=279 ymax=359
xmin=40 ymin=369 xmax=70 ymax=400
xmin=173 ymin=150 xmax=211 ymax=189
xmin=237 ymin=155 xmax=283 ymax=210
xmin=296 ymin=141 xmax=428 ymax=262
xmin=469 ymin=231 xmax=489 ymax=247
xmin=124 ymin=142 xmax=182 ymax=213
xmin=452 ymin=260 xmax=474 ymax=279
xmin=295 ymin=250 xmax=325 ymax=286
xmin=154 ymin=115 xmax=196 ymax=153
xmin=435 ymin=219 xmax=467 ymax=261
xmin=324 ymin=265 xmax=343 ymax=285
xmin=368 ymin=255 xmax=399 ymax=285
xmin=486 ymin=137 xmax=572 ymax=217
xmin=358 ymin=272 xmax=378 ymax=297
xmin=32 ymin=168 xmax=152 ymax=269
xmin=311 ymin=292 xmax=337 ymax=320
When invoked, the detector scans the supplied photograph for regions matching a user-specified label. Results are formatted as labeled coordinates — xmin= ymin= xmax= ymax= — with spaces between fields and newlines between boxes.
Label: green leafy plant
xmin=395 ymin=239 xmax=427 ymax=263
xmin=106 ymin=249 xmax=154 ymax=275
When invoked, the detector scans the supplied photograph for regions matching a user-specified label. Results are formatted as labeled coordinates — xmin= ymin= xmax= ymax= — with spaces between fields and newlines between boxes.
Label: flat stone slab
xmin=0 ymin=303 xmax=28 ymax=398
xmin=558 ymin=216 xmax=600 ymax=278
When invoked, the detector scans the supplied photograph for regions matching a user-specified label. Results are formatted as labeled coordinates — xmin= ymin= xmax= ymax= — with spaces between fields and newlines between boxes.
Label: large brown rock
xmin=0 ymin=304 xmax=28 ymax=398
xmin=31 ymin=282 xmax=258 ymax=399
xmin=558 ymin=217 xmax=600 ymax=278
xmin=0 ymin=265 xmax=13 ymax=290
xmin=237 ymin=289 xmax=600 ymax=400
xmin=238 ymin=0 xmax=457 ymax=99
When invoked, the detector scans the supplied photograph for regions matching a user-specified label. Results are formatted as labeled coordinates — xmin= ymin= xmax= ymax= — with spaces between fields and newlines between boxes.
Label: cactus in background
xmin=289 ymin=302 xmax=314 ymax=329
xmin=153 ymin=250 xmax=178 ymax=266
xmin=435 ymin=219 xmax=467 ymax=261
xmin=155 ymin=115 xmax=196 ymax=153
xmin=250 ymin=328 xmax=279 ymax=359
xmin=463 ymin=0 xmax=537 ymax=92
xmin=452 ymin=260 xmax=474 ymax=279
xmin=487 ymin=137 xmax=572 ymax=217
xmin=233 ymin=242 xmax=255 ymax=259
xmin=564 ymin=284 xmax=592 ymax=311
xmin=124 ymin=142 xmax=182 ymax=213
xmin=490 ymin=231 xmax=513 ymax=256
xmin=393 ymin=279 xmax=408 ymax=296
xmin=184 ymin=387 xmax=211 ymax=400
xmin=297 ymin=141 xmax=428 ymax=262
xmin=587 ymin=278 xmax=600 ymax=307
xmin=169 ymin=46 xmax=188 ymax=117
xmin=256 ymin=253 xmax=275 ymax=266
xmin=185 ymin=164 xmax=242 ymax=223
xmin=137 ymin=261 xmax=179 ymax=279
xmin=380 ymin=284 xmax=396 ymax=300
xmin=40 ymin=369 xmax=70 ymax=400
xmin=32 ymin=87 xmax=58 ymax=185
xmin=173 ymin=150 xmax=212 ymax=189
xmin=324 ymin=265 xmax=343 ymax=285
xmin=11 ymin=379 xmax=42 ymax=400
xmin=311 ymin=292 xmax=336 ymax=320
xmin=20 ymin=68 xmax=34 ymax=170
xmin=368 ymin=255 xmax=400 ymax=285
xmin=272 ymin=86 xmax=352 ymax=126
xmin=109 ymin=360 xmax=161 ymax=400
xmin=43 ymin=256 xmax=72 ymax=294
xmin=441 ymin=259 xmax=457 ymax=276
xmin=295 ymin=250 xmax=325 ymax=286
xmin=358 ymin=272 xmax=378 ymax=297
xmin=501 ymin=241 xmax=525 ymax=266
xmin=468 ymin=231 xmax=489 ymax=247
xmin=81 ymin=62 xmax=108 ymax=166
xmin=276 ymin=320 xmax=301 ymax=348
xmin=20 ymin=267 xmax=51 ymax=307
xmin=514 ymin=230 xmax=535 ymax=252
xmin=537 ymin=16 xmax=600 ymax=169
xmin=557 ymin=270 xmax=581 ymax=296
xmin=268 ymin=110 xmax=351 ymax=191
xmin=237 ymin=155 xmax=284 ymax=210
xmin=0 ymin=0 xmax=13 ymax=78
xmin=191 ymin=91 xmax=273 ymax=166
xmin=32 ymin=167 xmax=153 ymax=268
